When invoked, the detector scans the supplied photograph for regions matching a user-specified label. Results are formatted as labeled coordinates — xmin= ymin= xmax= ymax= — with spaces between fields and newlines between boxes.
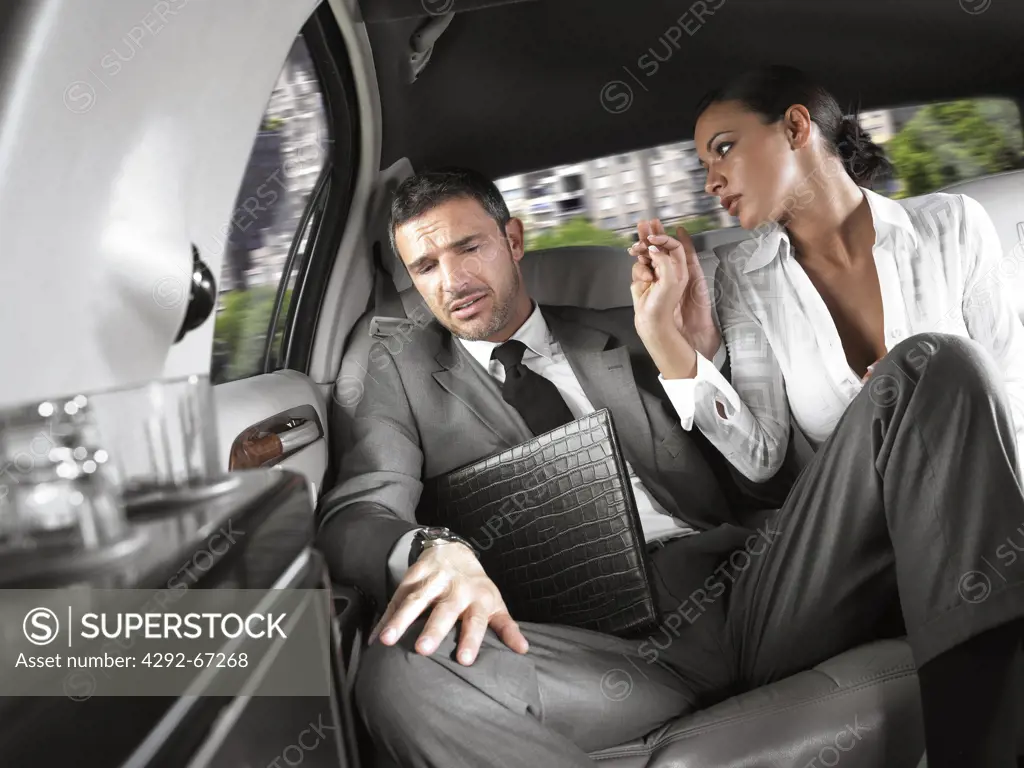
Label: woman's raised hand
xmin=628 ymin=218 xmax=721 ymax=361
xmin=629 ymin=218 xmax=686 ymax=334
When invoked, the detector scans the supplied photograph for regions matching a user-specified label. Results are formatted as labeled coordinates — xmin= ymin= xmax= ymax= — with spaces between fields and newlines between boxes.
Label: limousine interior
xmin=1 ymin=0 xmax=1022 ymax=766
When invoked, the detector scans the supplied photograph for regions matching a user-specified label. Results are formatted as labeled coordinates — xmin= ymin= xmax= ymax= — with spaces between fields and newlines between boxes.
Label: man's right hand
xmin=369 ymin=542 xmax=529 ymax=665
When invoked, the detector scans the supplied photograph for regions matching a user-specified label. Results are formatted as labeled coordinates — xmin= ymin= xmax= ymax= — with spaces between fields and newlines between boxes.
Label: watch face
xmin=422 ymin=527 xmax=450 ymax=541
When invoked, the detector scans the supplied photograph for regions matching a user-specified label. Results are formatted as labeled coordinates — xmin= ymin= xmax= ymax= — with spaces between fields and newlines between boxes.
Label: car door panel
xmin=215 ymin=370 xmax=330 ymax=502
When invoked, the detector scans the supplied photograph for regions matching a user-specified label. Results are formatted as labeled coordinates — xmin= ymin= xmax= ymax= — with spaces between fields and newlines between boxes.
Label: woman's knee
xmin=887 ymin=333 xmax=998 ymax=394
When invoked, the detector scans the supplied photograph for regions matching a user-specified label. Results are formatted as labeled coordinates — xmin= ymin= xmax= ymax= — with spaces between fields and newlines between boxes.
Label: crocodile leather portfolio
xmin=419 ymin=409 xmax=657 ymax=637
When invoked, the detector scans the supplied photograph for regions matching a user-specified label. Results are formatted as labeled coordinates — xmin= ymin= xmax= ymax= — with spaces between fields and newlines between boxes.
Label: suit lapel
xmin=544 ymin=311 xmax=657 ymax=478
xmin=432 ymin=332 xmax=533 ymax=447
xmin=429 ymin=312 xmax=658 ymax=482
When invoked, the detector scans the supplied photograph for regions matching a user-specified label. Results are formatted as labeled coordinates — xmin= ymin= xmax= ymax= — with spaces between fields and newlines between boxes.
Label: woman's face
xmin=694 ymin=99 xmax=809 ymax=230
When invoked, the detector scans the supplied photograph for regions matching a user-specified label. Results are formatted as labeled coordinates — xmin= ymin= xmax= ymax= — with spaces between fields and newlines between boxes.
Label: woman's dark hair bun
xmin=696 ymin=66 xmax=894 ymax=187
xmin=834 ymin=115 xmax=893 ymax=186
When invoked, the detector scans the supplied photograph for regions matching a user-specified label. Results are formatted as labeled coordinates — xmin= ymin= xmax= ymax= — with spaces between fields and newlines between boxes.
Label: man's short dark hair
xmin=388 ymin=167 xmax=511 ymax=256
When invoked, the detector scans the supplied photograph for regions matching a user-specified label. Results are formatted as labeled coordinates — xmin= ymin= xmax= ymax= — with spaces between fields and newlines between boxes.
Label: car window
xmin=211 ymin=36 xmax=329 ymax=386
xmin=879 ymin=99 xmax=1022 ymax=197
xmin=497 ymin=98 xmax=1023 ymax=251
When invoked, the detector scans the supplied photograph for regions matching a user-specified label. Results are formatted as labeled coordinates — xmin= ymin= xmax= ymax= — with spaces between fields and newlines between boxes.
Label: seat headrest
xmin=520 ymin=246 xmax=634 ymax=309
xmin=372 ymin=158 xmax=417 ymax=292
xmin=938 ymin=169 xmax=1024 ymax=260
xmin=938 ymin=169 xmax=1024 ymax=317
xmin=522 ymin=245 xmax=726 ymax=314
xmin=691 ymin=225 xmax=752 ymax=256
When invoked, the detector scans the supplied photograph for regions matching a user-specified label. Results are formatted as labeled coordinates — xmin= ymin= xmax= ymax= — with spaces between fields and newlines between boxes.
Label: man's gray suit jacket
xmin=317 ymin=306 xmax=791 ymax=612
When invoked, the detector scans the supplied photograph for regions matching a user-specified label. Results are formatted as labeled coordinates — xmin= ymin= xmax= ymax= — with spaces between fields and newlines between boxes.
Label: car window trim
xmin=262 ymin=168 xmax=331 ymax=372
xmin=278 ymin=6 xmax=361 ymax=376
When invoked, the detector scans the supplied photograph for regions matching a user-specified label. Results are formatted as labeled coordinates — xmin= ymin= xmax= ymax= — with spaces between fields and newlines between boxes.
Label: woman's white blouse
xmin=659 ymin=188 xmax=1024 ymax=482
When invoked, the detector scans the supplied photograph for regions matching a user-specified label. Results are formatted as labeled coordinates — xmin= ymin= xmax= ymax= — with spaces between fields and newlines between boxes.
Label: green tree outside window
xmin=887 ymin=99 xmax=1023 ymax=197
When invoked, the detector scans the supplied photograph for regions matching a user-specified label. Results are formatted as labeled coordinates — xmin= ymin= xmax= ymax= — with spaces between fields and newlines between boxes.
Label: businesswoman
xmin=629 ymin=65 xmax=1024 ymax=768
xmin=631 ymin=65 xmax=1024 ymax=484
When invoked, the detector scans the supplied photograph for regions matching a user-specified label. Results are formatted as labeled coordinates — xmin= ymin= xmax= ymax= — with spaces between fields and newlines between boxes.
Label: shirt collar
xmin=863 ymin=186 xmax=920 ymax=250
xmin=457 ymin=302 xmax=554 ymax=371
xmin=739 ymin=187 xmax=919 ymax=275
xmin=738 ymin=224 xmax=790 ymax=274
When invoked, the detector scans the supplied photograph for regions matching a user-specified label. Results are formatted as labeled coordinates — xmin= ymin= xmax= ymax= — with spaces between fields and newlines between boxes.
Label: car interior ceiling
xmin=360 ymin=0 xmax=1024 ymax=180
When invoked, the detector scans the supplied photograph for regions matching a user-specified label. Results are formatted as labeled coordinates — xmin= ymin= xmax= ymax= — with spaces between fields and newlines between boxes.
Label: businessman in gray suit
xmin=316 ymin=169 xmax=1024 ymax=768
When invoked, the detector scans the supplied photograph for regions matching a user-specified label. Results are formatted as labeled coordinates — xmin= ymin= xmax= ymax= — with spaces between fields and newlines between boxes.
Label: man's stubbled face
xmin=394 ymin=197 xmax=529 ymax=342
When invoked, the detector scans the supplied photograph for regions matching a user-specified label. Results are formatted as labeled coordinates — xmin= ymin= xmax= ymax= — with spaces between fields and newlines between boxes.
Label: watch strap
xmin=408 ymin=527 xmax=476 ymax=567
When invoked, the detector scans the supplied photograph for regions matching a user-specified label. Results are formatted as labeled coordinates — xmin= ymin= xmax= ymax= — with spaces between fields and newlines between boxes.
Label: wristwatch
xmin=408 ymin=527 xmax=478 ymax=567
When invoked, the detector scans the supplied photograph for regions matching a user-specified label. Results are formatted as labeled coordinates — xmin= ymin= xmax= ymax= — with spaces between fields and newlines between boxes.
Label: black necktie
xmin=492 ymin=340 xmax=575 ymax=436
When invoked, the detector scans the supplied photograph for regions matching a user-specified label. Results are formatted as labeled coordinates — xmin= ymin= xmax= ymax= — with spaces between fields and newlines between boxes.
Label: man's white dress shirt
xmin=659 ymin=188 xmax=1024 ymax=483
xmin=388 ymin=304 xmax=695 ymax=584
